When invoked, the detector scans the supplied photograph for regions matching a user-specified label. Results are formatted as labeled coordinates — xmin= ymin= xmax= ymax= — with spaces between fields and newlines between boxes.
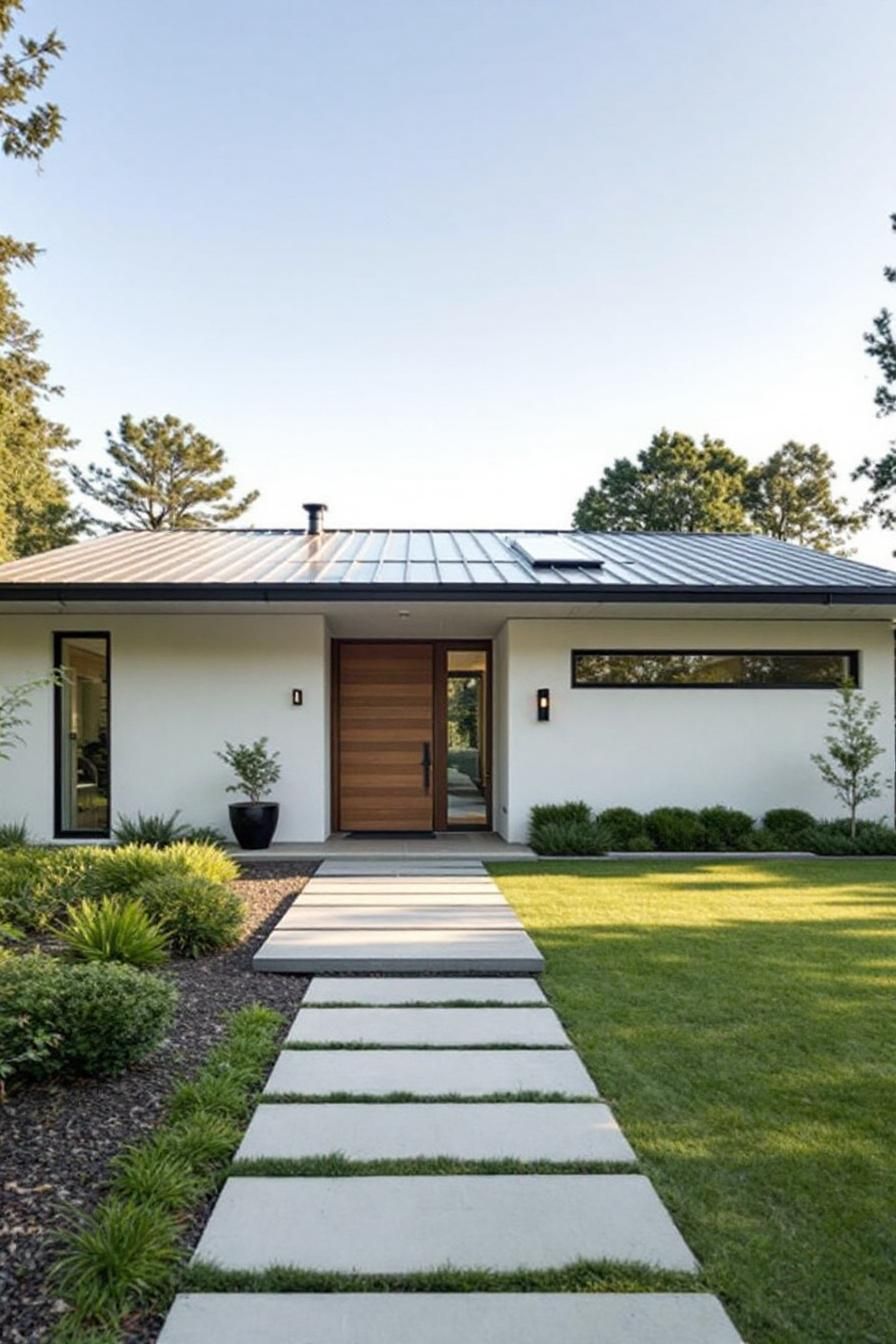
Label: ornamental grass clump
xmin=84 ymin=841 xmax=238 ymax=900
xmin=112 ymin=811 xmax=190 ymax=848
xmin=58 ymin=896 xmax=169 ymax=968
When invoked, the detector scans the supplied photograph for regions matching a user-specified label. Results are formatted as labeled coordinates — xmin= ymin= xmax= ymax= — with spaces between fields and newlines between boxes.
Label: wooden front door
xmin=336 ymin=642 xmax=434 ymax=832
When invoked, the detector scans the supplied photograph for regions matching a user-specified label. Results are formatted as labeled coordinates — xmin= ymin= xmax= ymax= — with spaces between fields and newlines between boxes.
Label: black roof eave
xmin=1 ymin=581 xmax=896 ymax=606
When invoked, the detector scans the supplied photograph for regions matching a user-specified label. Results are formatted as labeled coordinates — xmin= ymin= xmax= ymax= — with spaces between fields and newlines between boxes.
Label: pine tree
xmin=0 ymin=1 xmax=82 ymax=560
xmin=71 ymin=414 xmax=260 ymax=530
xmin=853 ymin=212 xmax=896 ymax=525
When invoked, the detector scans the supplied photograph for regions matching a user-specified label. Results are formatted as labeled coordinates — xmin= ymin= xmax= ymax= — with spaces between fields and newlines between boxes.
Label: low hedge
xmin=529 ymin=802 xmax=896 ymax=855
xmin=0 ymin=952 xmax=177 ymax=1089
xmin=529 ymin=802 xmax=606 ymax=855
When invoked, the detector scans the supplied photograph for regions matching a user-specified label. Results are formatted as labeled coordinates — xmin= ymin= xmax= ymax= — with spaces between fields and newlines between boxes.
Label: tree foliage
xmin=0 ymin=0 xmax=82 ymax=560
xmin=810 ymin=684 xmax=887 ymax=838
xmin=745 ymin=441 xmax=861 ymax=553
xmin=853 ymin=212 xmax=896 ymax=526
xmin=573 ymin=429 xmax=750 ymax=532
xmin=574 ymin=429 xmax=861 ymax=552
xmin=0 ymin=0 xmax=64 ymax=159
xmin=71 ymin=414 xmax=260 ymax=530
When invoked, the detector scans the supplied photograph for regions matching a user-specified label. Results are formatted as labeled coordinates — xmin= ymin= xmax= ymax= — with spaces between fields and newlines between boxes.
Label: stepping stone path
xmin=253 ymin=859 xmax=544 ymax=972
xmin=159 ymin=860 xmax=744 ymax=1344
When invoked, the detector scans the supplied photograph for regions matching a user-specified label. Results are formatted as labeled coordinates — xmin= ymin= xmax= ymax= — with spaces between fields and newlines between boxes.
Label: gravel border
xmin=0 ymin=861 xmax=314 ymax=1344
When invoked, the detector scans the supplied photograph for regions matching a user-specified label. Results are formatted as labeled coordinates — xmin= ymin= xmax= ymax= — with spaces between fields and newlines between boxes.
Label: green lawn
xmin=490 ymin=859 xmax=896 ymax=1344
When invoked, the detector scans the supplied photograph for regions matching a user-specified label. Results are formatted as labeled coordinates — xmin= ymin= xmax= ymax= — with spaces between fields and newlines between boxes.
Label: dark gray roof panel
xmin=0 ymin=528 xmax=895 ymax=593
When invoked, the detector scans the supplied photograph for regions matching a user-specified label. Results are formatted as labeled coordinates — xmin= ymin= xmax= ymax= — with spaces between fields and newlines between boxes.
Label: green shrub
xmin=84 ymin=841 xmax=238 ymax=900
xmin=762 ymin=808 xmax=816 ymax=847
xmin=0 ymin=846 xmax=98 ymax=931
xmin=747 ymin=826 xmax=792 ymax=852
xmin=112 ymin=811 xmax=189 ymax=848
xmin=529 ymin=802 xmax=604 ymax=855
xmin=806 ymin=818 xmax=896 ymax=855
xmin=52 ymin=1197 xmax=179 ymax=1323
xmin=698 ymin=805 xmax=755 ymax=850
xmin=625 ymin=831 xmax=656 ymax=852
xmin=644 ymin=806 xmax=706 ymax=851
xmin=0 ymin=820 xmax=28 ymax=849
xmin=133 ymin=872 xmax=244 ymax=957
xmin=597 ymin=806 xmax=644 ymax=848
xmin=0 ymin=953 xmax=176 ymax=1086
xmin=58 ymin=897 xmax=169 ymax=968
xmin=0 ymin=951 xmax=63 ymax=1090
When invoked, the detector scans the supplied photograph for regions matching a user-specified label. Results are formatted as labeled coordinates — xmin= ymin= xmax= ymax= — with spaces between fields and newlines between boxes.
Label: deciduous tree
xmin=745 ymin=441 xmax=861 ymax=553
xmin=573 ymin=429 xmax=750 ymax=532
xmin=71 ymin=414 xmax=260 ymax=530
xmin=810 ymin=684 xmax=886 ymax=838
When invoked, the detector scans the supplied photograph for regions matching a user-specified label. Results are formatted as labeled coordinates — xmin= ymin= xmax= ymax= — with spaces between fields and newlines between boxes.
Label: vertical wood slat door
xmin=337 ymin=643 xmax=434 ymax=832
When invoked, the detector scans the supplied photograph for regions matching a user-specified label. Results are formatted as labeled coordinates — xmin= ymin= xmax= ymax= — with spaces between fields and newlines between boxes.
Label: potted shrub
xmin=216 ymin=737 xmax=282 ymax=849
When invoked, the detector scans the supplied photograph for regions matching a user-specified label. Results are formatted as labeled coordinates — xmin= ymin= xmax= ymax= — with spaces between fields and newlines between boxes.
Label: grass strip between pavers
xmin=229 ymin=1155 xmax=637 ymax=1177
xmin=47 ymin=1003 xmax=286 ymax=1342
xmin=185 ymin=1257 xmax=703 ymax=1296
xmin=283 ymin=1041 xmax=568 ymax=1051
xmin=261 ymin=1089 xmax=599 ymax=1104
xmin=300 ymin=1000 xmax=551 ymax=1008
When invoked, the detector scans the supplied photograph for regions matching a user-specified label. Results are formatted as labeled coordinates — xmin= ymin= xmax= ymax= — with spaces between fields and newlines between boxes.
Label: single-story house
xmin=1 ymin=504 xmax=895 ymax=844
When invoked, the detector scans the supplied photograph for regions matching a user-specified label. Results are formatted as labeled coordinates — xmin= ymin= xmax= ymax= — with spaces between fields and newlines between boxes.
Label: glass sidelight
xmin=444 ymin=648 xmax=488 ymax=827
xmin=55 ymin=633 xmax=110 ymax=835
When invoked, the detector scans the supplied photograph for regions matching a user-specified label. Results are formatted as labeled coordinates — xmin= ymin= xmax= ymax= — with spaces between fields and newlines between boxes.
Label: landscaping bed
xmin=0 ymin=860 xmax=313 ymax=1344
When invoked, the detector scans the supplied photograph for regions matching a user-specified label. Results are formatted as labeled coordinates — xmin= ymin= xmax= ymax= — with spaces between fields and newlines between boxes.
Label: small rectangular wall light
xmin=537 ymin=688 xmax=550 ymax=722
xmin=291 ymin=688 xmax=303 ymax=706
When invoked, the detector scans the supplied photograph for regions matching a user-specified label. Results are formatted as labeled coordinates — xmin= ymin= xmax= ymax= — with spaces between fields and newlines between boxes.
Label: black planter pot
xmin=228 ymin=802 xmax=280 ymax=850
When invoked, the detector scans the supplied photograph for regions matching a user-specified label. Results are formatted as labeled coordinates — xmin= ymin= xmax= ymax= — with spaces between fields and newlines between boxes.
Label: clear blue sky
xmin=8 ymin=0 xmax=896 ymax=561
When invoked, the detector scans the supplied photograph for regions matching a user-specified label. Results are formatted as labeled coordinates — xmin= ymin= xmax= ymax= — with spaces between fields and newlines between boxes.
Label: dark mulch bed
xmin=0 ymin=861 xmax=314 ymax=1344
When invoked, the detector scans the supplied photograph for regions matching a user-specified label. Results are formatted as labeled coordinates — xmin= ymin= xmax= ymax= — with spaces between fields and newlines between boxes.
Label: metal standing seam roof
xmin=0 ymin=528 xmax=895 ymax=596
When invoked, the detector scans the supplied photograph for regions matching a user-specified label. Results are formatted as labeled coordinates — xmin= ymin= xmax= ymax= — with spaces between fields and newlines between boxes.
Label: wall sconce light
xmin=537 ymin=688 xmax=550 ymax=722
xmin=291 ymin=688 xmax=303 ymax=706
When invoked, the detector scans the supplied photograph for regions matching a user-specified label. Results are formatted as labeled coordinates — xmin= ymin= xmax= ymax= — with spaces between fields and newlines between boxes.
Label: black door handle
xmin=421 ymin=741 xmax=431 ymax=791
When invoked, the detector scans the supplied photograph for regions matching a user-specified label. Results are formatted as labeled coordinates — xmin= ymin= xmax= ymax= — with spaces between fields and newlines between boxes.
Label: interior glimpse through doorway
xmin=333 ymin=640 xmax=491 ymax=833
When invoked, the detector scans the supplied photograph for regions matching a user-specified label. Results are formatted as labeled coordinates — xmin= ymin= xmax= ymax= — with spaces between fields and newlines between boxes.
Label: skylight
xmin=509 ymin=535 xmax=603 ymax=569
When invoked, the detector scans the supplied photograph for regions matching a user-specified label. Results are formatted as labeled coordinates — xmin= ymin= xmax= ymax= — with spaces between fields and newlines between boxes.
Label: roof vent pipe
xmin=303 ymin=502 xmax=327 ymax=536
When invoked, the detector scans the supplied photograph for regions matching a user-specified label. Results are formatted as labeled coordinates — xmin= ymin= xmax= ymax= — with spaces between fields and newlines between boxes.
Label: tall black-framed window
xmin=571 ymin=649 xmax=860 ymax=690
xmin=54 ymin=632 xmax=111 ymax=837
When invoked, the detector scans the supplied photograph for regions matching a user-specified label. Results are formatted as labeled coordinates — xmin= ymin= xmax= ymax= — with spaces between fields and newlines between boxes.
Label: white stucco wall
xmin=0 ymin=613 xmax=330 ymax=842
xmin=502 ymin=617 xmax=896 ymax=843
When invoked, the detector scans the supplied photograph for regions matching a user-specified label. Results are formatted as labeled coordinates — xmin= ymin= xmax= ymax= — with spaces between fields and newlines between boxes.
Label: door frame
xmin=331 ymin=639 xmax=493 ymax=833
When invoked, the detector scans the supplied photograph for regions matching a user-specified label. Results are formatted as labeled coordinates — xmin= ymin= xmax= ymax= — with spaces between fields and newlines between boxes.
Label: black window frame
xmin=570 ymin=648 xmax=860 ymax=690
xmin=53 ymin=630 xmax=111 ymax=839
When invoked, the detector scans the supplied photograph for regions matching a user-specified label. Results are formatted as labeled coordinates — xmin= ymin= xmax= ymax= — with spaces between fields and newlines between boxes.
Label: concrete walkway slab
xmin=317 ymin=859 xmax=487 ymax=874
xmin=276 ymin=905 xmax=523 ymax=930
xmin=286 ymin=1006 xmax=569 ymax=1047
xmin=299 ymin=888 xmax=508 ymax=905
xmin=159 ymin=1294 xmax=744 ymax=1344
xmin=192 ymin=1174 xmax=699 ymax=1272
xmin=236 ymin=1101 xmax=635 ymax=1163
xmin=253 ymin=928 xmax=544 ymax=974
xmin=303 ymin=976 xmax=546 ymax=1005
xmin=263 ymin=1047 xmax=598 ymax=1097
